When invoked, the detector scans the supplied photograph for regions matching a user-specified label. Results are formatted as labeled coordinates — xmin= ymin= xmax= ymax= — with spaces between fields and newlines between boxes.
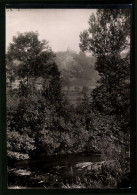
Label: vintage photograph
xmin=6 ymin=8 xmax=131 ymax=189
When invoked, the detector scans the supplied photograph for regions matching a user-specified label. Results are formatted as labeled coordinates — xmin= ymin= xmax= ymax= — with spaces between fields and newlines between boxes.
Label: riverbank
xmin=8 ymin=152 xmax=130 ymax=189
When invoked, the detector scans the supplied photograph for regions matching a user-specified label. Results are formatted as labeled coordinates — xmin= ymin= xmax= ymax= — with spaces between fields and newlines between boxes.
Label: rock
xmin=38 ymin=180 xmax=44 ymax=183
xmin=75 ymin=162 xmax=92 ymax=169
xmin=14 ymin=169 xmax=31 ymax=176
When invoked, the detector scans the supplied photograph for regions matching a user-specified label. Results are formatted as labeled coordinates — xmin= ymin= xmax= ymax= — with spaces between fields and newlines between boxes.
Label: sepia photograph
xmin=6 ymin=7 xmax=131 ymax=189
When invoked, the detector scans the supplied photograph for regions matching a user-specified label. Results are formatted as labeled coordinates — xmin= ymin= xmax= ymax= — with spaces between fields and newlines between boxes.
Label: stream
xmin=8 ymin=152 xmax=103 ymax=188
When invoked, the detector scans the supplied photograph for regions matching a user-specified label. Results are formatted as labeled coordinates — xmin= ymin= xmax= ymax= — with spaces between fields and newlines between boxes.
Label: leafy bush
xmin=7 ymin=130 xmax=35 ymax=160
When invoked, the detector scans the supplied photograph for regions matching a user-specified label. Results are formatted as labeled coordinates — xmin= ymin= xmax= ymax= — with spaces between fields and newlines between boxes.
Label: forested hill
xmin=55 ymin=50 xmax=99 ymax=88
xmin=55 ymin=50 xmax=100 ymax=104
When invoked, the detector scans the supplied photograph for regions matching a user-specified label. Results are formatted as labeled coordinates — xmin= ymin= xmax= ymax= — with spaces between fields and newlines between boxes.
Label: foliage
xmin=78 ymin=9 xmax=130 ymax=188
xmin=7 ymin=32 xmax=95 ymax=160
xmin=7 ymin=130 xmax=35 ymax=160
xmin=7 ymin=32 xmax=54 ymax=86
xmin=7 ymin=32 xmax=63 ymax=159
xmin=7 ymin=10 xmax=130 ymax=188
xmin=80 ymin=9 xmax=130 ymax=146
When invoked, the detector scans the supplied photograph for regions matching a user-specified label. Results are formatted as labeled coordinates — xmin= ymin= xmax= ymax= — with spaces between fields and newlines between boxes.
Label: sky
xmin=6 ymin=9 xmax=96 ymax=53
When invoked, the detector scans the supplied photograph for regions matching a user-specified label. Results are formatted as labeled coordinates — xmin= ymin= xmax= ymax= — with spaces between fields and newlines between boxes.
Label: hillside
xmin=55 ymin=50 xmax=100 ymax=104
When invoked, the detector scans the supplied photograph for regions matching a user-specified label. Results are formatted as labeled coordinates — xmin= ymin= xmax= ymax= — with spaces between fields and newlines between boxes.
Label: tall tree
xmin=7 ymin=32 xmax=63 ymax=159
xmin=79 ymin=9 xmax=130 ymax=146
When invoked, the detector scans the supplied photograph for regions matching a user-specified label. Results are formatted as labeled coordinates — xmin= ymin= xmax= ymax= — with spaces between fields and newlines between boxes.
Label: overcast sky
xmin=6 ymin=9 xmax=96 ymax=53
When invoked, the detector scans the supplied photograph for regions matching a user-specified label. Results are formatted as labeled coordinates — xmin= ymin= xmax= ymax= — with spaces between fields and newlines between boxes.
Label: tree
xmin=7 ymin=32 xmax=54 ymax=89
xmin=79 ymin=9 xmax=130 ymax=146
xmin=7 ymin=32 xmax=64 ymax=159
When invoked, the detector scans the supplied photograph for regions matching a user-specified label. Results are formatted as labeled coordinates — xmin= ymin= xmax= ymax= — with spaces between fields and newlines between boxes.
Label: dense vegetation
xmin=79 ymin=9 xmax=130 ymax=188
xmin=79 ymin=9 xmax=130 ymax=153
xmin=6 ymin=32 xmax=97 ymax=161
xmin=7 ymin=9 xmax=130 ymax=188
